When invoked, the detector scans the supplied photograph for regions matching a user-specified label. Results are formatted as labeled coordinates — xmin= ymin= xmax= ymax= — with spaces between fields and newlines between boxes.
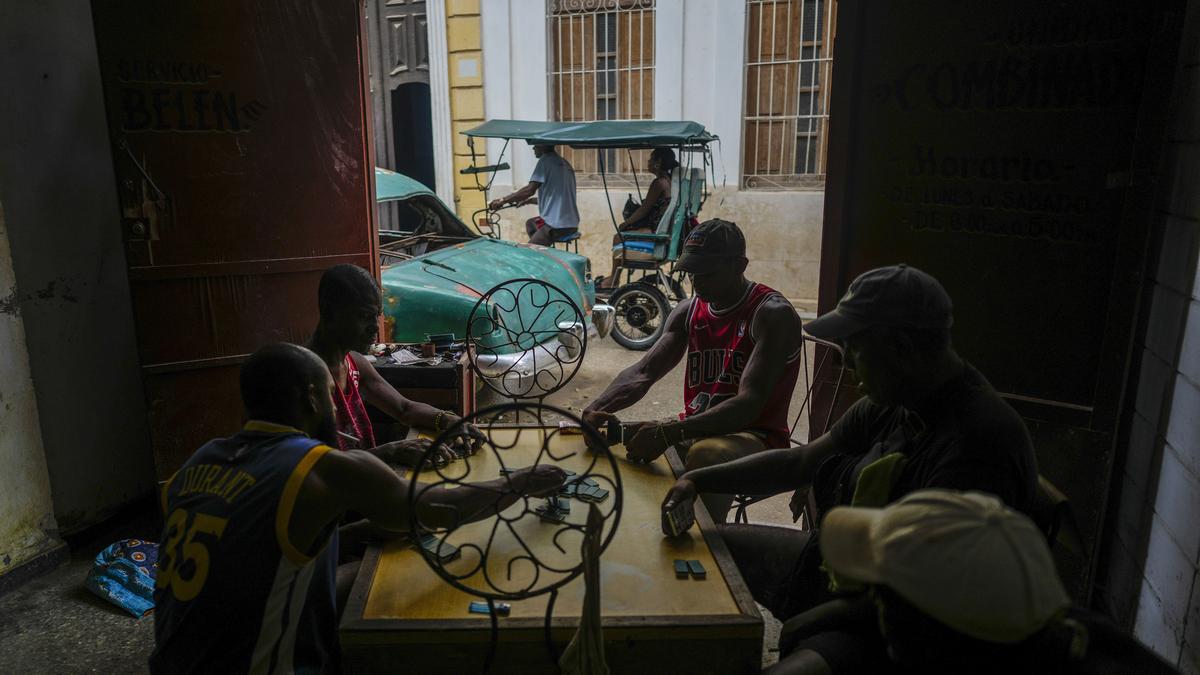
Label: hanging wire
xmin=626 ymin=148 xmax=643 ymax=200
xmin=599 ymin=149 xmax=628 ymax=271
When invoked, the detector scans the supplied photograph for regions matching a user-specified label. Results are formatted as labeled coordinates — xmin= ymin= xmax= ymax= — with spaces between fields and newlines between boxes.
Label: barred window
xmin=742 ymin=0 xmax=836 ymax=190
xmin=547 ymin=0 xmax=655 ymax=186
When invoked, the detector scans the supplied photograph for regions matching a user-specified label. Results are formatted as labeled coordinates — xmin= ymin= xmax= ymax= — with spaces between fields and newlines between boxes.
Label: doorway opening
xmin=390 ymin=81 xmax=435 ymax=192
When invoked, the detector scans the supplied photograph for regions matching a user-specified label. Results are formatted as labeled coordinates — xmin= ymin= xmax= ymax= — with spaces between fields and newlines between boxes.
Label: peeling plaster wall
xmin=0 ymin=2 xmax=155 ymax=532
xmin=0 ymin=203 xmax=60 ymax=576
xmin=492 ymin=187 xmax=824 ymax=306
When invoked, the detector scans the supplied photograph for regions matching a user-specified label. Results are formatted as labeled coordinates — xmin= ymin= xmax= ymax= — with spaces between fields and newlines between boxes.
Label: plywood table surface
xmin=340 ymin=426 xmax=762 ymax=674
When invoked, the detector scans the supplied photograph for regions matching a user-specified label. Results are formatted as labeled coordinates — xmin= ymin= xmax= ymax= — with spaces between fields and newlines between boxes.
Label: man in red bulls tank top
xmin=584 ymin=219 xmax=802 ymax=521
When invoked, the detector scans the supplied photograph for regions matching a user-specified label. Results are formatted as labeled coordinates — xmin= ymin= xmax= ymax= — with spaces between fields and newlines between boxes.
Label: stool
xmin=554 ymin=230 xmax=581 ymax=253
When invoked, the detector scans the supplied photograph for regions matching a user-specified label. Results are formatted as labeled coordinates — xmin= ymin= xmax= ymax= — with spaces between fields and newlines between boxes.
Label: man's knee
xmin=683 ymin=435 xmax=764 ymax=472
xmin=529 ymin=228 xmax=551 ymax=246
xmin=684 ymin=440 xmax=729 ymax=471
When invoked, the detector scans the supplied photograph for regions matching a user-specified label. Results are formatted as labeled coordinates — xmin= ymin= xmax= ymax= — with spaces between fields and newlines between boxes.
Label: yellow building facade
xmin=445 ymin=0 xmax=486 ymax=221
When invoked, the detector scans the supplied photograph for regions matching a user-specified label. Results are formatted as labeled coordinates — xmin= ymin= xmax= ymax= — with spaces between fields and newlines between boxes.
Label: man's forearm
xmin=362 ymin=378 xmax=443 ymax=430
xmin=499 ymin=185 xmax=536 ymax=206
xmin=685 ymin=446 xmax=806 ymax=498
xmin=585 ymin=367 xmax=656 ymax=415
xmin=675 ymin=395 xmax=763 ymax=441
xmin=402 ymin=399 xmax=444 ymax=429
xmin=415 ymin=479 xmax=522 ymax=530
xmin=362 ymin=444 xmax=394 ymax=463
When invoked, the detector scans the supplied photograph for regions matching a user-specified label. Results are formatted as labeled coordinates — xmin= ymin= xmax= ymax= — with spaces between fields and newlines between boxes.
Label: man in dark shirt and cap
xmin=660 ymin=264 xmax=1039 ymax=674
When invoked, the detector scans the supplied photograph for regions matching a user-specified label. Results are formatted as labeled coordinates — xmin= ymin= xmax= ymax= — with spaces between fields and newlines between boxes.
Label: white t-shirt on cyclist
xmin=529 ymin=152 xmax=580 ymax=230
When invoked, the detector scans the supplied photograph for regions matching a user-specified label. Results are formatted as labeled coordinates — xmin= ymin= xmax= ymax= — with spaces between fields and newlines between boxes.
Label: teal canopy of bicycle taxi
xmin=463 ymin=119 xmax=717 ymax=149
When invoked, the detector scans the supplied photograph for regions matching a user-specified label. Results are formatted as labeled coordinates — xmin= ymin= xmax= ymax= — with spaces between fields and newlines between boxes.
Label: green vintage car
xmin=375 ymin=168 xmax=611 ymax=384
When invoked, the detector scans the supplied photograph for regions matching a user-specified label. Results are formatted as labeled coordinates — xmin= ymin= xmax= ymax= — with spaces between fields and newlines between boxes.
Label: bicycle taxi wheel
xmin=608 ymin=281 xmax=671 ymax=350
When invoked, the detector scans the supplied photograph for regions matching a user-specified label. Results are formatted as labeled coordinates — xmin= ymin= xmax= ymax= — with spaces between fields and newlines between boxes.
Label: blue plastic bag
xmin=84 ymin=539 xmax=159 ymax=618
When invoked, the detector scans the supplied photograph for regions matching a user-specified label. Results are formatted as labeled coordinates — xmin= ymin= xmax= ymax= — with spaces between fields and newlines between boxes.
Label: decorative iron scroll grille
xmin=466 ymin=278 xmax=587 ymax=403
xmin=407 ymin=402 xmax=622 ymax=672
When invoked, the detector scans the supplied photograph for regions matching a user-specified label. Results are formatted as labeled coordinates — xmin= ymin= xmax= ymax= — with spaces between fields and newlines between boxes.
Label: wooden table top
xmin=358 ymin=427 xmax=746 ymax=624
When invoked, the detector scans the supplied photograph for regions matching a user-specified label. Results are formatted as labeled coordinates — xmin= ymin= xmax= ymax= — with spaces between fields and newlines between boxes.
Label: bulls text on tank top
xmin=683 ymin=283 xmax=801 ymax=448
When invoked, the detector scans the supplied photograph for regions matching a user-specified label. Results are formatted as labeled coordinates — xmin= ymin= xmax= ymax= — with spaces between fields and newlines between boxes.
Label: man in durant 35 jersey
xmin=150 ymin=344 xmax=564 ymax=674
xmin=584 ymin=220 xmax=802 ymax=521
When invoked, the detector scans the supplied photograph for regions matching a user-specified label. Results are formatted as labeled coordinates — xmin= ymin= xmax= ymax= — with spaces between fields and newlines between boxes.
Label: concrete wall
xmin=494 ymin=188 xmax=823 ymax=307
xmin=0 ymin=2 xmax=155 ymax=532
xmin=0 ymin=203 xmax=60 ymax=578
xmin=479 ymin=0 xmax=823 ymax=303
xmin=1098 ymin=1 xmax=1200 ymax=670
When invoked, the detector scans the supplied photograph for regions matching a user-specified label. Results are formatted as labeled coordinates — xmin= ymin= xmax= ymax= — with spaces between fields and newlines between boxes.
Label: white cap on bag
xmin=820 ymin=489 xmax=1070 ymax=644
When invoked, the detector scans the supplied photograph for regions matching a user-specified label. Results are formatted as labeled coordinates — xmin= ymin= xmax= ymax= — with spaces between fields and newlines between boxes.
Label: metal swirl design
xmin=406 ymin=402 xmax=622 ymax=602
xmin=550 ymin=0 xmax=656 ymax=15
xmin=466 ymin=279 xmax=586 ymax=400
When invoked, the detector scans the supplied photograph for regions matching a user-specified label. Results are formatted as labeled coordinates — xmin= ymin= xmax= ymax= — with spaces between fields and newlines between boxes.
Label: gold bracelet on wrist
xmin=433 ymin=411 xmax=446 ymax=432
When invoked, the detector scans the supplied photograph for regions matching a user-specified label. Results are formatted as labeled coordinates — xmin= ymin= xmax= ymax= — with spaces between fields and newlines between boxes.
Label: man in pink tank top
xmin=583 ymin=220 xmax=802 ymax=521
xmin=308 ymin=264 xmax=485 ymax=466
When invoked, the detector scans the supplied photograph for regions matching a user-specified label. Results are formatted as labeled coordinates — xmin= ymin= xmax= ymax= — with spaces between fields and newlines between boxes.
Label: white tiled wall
xmin=1100 ymin=1 xmax=1200 ymax=669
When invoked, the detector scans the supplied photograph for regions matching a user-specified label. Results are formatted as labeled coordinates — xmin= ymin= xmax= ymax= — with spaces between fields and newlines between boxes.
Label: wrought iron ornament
xmin=406 ymin=402 xmax=622 ymax=602
xmin=466 ymin=278 xmax=587 ymax=401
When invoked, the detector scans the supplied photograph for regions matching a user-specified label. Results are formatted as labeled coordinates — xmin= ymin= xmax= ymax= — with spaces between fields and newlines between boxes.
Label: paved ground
xmin=0 ymin=336 xmax=809 ymax=673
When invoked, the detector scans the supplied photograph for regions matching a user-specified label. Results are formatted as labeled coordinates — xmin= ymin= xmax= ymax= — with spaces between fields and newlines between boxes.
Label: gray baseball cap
xmin=804 ymin=264 xmax=952 ymax=340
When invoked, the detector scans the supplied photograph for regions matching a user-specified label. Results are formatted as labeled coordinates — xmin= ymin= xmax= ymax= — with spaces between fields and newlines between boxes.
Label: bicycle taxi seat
xmin=612 ymin=166 xmax=703 ymax=268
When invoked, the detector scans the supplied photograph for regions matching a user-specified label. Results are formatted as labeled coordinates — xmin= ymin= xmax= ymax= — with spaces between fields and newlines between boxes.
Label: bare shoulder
xmin=749 ymin=294 xmax=801 ymax=353
xmin=756 ymin=294 xmax=801 ymax=329
xmin=311 ymin=446 xmax=372 ymax=481
xmin=349 ymin=350 xmax=389 ymax=384
xmin=348 ymin=350 xmax=375 ymax=372
xmin=667 ymin=297 xmax=695 ymax=329
xmin=308 ymin=446 xmax=357 ymax=486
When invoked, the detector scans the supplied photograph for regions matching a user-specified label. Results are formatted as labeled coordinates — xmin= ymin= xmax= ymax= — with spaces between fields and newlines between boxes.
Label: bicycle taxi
xmin=460 ymin=119 xmax=718 ymax=350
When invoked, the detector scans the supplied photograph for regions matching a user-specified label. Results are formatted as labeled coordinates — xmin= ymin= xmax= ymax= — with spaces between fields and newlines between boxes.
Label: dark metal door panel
xmin=91 ymin=1 xmax=378 ymax=478
xmin=816 ymin=0 xmax=1183 ymax=603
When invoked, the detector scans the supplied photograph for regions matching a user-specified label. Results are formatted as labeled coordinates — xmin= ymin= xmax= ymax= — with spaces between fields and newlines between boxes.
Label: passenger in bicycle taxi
xmin=597 ymin=146 xmax=679 ymax=293
xmin=488 ymin=143 xmax=581 ymax=246
xmin=659 ymin=264 xmax=1040 ymax=675
xmin=583 ymin=219 xmax=803 ymax=522
xmin=149 ymin=344 xmax=565 ymax=674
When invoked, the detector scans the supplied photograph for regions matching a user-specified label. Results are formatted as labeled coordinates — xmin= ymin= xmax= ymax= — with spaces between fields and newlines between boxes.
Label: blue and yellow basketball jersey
xmin=150 ymin=421 xmax=339 ymax=675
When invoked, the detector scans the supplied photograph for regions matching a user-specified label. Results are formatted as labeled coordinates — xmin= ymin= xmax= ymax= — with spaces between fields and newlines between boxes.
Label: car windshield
xmin=380 ymin=195 xmax=475 ymax=265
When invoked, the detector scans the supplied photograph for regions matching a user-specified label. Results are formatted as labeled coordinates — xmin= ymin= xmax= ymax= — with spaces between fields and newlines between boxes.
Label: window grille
xmin=547 ymin=0 xmax=655 ymax=186
xmin=742 ymin=0 xmax=836 ymax=190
